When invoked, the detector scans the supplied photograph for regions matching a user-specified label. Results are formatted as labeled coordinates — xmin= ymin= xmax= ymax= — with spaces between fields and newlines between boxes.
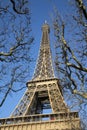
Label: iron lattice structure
xmin=0 ymin=23 xmax=81 ymax=130
xmin=32 ymin=23 xmax=55 ymax=80
xmin=10 ymin=23 xmax=68 ymax=117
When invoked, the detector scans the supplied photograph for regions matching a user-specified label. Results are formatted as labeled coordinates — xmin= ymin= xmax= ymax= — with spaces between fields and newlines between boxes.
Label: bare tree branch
xmin=75 ymin=0 xmax=87 ymax=19
xmin=10 ymin=0 xmax=29 ymax=14
xmin=0 ymin=0 xmax=33 ymax=107
xmin=67 ymin=63 xmax=87 ymax=72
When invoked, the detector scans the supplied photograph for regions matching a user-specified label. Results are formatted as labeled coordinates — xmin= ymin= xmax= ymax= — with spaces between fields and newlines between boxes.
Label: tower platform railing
xmin=0 ymin=112 xmax=79 ymax=126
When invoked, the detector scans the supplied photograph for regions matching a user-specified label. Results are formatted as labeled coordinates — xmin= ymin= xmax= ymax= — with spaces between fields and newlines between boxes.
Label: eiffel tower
xmin=0 ymin=22 xmax=81 ymax=130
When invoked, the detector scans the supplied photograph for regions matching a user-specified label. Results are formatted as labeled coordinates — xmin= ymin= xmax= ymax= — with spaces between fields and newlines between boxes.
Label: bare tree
xmin=53 ymin=0 xmax=87 ymax=129
xmin=0 ymin=0 xmax=34 ymax=107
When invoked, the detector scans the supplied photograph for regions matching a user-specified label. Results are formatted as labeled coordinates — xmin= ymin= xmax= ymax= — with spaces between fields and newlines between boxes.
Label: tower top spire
xmin=42 ymin=21 xmax=50 ymax=33
xmin=32 ymin=23 xmax=54 ymax=80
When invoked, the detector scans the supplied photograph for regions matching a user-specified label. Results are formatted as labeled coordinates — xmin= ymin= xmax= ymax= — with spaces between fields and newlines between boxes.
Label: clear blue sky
xmin=0 ymin=0 xmax=71 ymax=118
xmin=31 ymin=0 xmax=69 ymax=45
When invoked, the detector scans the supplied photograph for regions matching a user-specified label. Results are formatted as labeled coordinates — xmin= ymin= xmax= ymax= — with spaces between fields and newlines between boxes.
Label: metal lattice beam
xmin=32 ymin=23 xmax=55 ymax=81
xmin=11 ymin=84 xmax=36 ymax=117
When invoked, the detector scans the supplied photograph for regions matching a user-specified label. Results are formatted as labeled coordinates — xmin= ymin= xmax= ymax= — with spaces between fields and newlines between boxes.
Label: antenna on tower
xmin=45 ymin=20 xmax=47 ymax=24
